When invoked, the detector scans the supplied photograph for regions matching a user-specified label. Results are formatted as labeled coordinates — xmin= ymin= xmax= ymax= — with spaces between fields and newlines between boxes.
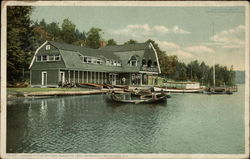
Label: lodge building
xmin=29 ymin=41 xmax=161 ymax=87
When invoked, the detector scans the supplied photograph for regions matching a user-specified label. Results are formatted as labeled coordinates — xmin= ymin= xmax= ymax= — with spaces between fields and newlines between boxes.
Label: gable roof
xmin=100 ymin=42 xmax=149 ymax=52
xmin=30 ymin=41 xmax=160 ymax=73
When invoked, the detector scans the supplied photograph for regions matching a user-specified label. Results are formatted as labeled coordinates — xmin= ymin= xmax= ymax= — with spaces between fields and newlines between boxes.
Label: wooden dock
xmin=27 ymin=90 xmax=109 ymax=96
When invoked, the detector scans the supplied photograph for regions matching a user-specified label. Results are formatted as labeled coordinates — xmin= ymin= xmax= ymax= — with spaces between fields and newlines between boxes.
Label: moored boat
xmin=203 ymin=89 xmax=233 ymax=95
xmin=110 ymin=93 xmax=167 ymax=104
xmin=76 ymin=83 xmax=102 ymax=89
xmin=154 ymin=87 xmax=203 ymax=93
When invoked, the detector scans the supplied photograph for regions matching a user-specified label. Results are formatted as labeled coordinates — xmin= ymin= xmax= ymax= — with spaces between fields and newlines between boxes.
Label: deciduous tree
xmin=107 ymin=39 xmax=117 ymax=46
xmin=86 ymin=27 xmax=102 ymax=49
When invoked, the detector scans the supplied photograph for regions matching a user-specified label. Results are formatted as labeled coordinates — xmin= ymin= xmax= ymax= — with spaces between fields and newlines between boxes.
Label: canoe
xmin=76 ymin=83 xmax=102 ymax=89
xmin=110 ymin=93 xmax=167 ymax=104
xmin=113 ymin=85 xmax=129 ymax=89
xmin=102 ymin=83 xmax=113 ymax=89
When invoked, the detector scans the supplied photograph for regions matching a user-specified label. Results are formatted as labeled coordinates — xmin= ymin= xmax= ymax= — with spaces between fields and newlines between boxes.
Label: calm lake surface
xmin=7 ymin=85 xmax=245 ymax=154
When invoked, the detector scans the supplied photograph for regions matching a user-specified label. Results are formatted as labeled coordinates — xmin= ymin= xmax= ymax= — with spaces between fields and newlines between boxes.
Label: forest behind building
xmin=7 ymin=6 xmax=237 ymax=86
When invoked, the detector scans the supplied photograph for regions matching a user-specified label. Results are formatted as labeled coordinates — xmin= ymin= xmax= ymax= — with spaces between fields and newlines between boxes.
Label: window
xmin=37 ymin=55 xmax=60 ymax=62
xmin=154 ymin=61 xmax=157 ymax=66
xmin=147 ymin=59 xmax=152 ymax=67
xmin=106 ymin=59 xmax=120 ymax=66
xmin=92 ymin=58 xmax=97 ymax=64
xmin=106 ymin=60 xmax=110 ymax=65
xmin=42 ymin=55 xmax=47 ymax=61
xmin=132 ymin=74 xmax=135 ymax=80
xmin=117 ymin=61 xmax=121 ymax=66
xmin=97 ymin=59 xmax=101 ymax=64
xmin=142 ymin=59 xmax=146 ymax=65
xmin=48 ymin=55 xmax=55 ymax=61
xmin=45 ymin=45 xmax=50 ymax=50
xmin=129 ymin=56 xmax=138 ymax=67
xmin=131 ymin=60 xmax=137 ymax=66
xmin=55 ymin=55 xmax=60 ymax=61
xmin=87 ymin=57 xmax=92 ymax=63
xmin=36 ymin=56 xmax=42 ymax=62
xmin=82 ymin=57 xmax=87 ymax=63
xmin=80 ymin=56 xmax=103 ymax=65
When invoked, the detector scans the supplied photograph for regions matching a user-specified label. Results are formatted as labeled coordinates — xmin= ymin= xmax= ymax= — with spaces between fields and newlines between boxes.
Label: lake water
xmin=7 ymin=85 xmax=245 ymax=154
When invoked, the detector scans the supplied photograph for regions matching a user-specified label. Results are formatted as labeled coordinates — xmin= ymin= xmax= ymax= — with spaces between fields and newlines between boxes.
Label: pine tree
xmin=7 ymin=6 xmax=33 ymax=84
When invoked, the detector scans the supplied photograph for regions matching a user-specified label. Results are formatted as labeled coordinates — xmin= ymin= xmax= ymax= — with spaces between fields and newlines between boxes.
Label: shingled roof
xmin=100 ymin=42 xmax=149 ymax=52
xmin=48 ymin=41 xmax=120 ymax=61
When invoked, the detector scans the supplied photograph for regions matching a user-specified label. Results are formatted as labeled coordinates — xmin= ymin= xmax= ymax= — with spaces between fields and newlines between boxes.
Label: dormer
xmin=129 ymin=55 xmax=138 ymax=66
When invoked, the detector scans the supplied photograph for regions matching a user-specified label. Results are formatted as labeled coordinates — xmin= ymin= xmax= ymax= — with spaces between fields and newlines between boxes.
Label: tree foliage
xmin=7 ymin=6 xmax=33 ymax=84
xmin=124 ymin=39 xmax=138 ymax=45
xmin=61 ymin=19 xmax=77 ymax=44
xmin=6 ymin=9 xmax=236 ymax=86
xmin=168 ymin=60 xmax=235 ymax=86
xmin=86 ymin=27 xmax=102 ymax=49
xmin=107 ymin=39 xmax=117 ymax=46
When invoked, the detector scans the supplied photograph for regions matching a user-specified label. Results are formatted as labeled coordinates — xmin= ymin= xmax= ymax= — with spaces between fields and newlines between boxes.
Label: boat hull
xmin=110 ymin=93 xmax=167 ymax=104
xmin=154 ymin=87 xmax=202 ymax=93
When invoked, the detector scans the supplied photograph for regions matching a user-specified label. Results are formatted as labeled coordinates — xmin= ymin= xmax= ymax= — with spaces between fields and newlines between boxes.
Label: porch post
xmin=86 ymin=71 xmax=88 ymax=83
xmin=78 ymin=70 xmax=79 ymax=83
xmin=82 ymin=71 xmax=84 ymax=83
xmin=102 ymin=72 xmax=103 ymax=84
xmin=90 ymin=71 xmax=92 ymax=83
xmin=73 ymin=70 xmax=75 ymax=83
xmin=130 ymin=73 xmax=132 ymax=85
xmin=140 ymin=73 xmax=142 ymax=86
xmin=105 ymin=73 xmax=107 ymax=83
xmin=68 ymin=70 xmax=70 ymax=82
xmin=98 ymin=72 xmax=100 ymax=84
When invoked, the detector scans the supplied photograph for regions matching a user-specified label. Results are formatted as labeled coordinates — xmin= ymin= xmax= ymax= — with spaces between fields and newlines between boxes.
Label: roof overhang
xmin=139 ymin=71 xmax=159 ymax=75
xmin=149 ymin=42 xmax=161 ymax=74
xmin=29 ymin=41 xmax=48 ymax=69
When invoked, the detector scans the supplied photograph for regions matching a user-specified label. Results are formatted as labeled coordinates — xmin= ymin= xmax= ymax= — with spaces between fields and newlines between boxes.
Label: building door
xmin=109 ymin=74 xmax=117 ymax=85
xmin=60 ymin=71 xmax=65 ymax=83
xmin=113 ymin=74 xmax=117 ymax=85
xmin=42 ymin=71 xmax=47 ymax=86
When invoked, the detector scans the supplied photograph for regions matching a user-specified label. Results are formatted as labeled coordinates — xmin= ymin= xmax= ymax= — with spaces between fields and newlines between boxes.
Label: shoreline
xmin=7 ymin=88 xmax=123 ymax=99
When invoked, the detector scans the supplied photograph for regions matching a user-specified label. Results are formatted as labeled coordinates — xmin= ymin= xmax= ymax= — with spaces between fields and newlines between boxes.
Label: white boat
xmin=154 ymin=87 xmax=202 ymax=93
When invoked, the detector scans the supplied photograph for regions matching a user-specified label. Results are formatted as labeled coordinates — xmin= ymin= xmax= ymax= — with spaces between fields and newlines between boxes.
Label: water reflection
xmin=7 ymin=86 xmax=245 ymax=153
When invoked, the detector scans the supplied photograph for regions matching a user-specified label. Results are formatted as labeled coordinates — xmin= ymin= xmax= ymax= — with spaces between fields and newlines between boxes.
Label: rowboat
xmin=131 ymin=89 xmax=152 ymax=97
xmin=110 ymin=93 xmax=167 ymax=104
xmin=113 ymin=85 xmax=129 ymax=89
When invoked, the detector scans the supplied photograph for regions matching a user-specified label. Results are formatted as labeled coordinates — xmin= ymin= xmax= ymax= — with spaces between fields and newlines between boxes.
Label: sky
xmin=31 ymin=6 xmax=246 ymax=70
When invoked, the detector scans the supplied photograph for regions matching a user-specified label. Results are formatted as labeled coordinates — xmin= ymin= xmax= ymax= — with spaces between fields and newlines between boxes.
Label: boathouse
xmin=29 ymin=41 xmax=161 ymax=87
